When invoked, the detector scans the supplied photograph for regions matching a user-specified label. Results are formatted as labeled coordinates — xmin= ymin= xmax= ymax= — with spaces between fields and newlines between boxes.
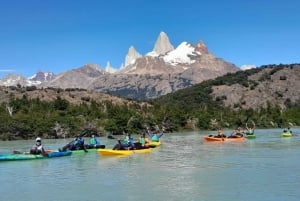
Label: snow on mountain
xmin=0 ymin=74 xmax=28 ymax=86
xmin=163 ymin=42 xmax=201 ymax=65
xmin=240 ymin=65 xmax=256 ymax=70
xmin=28 ymin=71 xmax=55 ymax=82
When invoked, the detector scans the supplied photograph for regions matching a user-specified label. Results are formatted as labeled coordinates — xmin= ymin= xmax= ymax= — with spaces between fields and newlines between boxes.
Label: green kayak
xmin=0 ymin=151 xmax=72 ymax=161
xmin=60 ymin=145 xmax=106 ymax=154
xmin=245 ymin=134 xmax=256 ymax=139
xmin=281 ymin=132 xmax=292 ymax=137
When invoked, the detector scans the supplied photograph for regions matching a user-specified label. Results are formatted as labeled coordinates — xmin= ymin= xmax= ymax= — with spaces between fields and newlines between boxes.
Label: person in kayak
xmin=135 ymin=133 xmax=150 ymax=149
xmin=146 ymin=129 xmax=163 ymax=142
xmin=30 ymin=137 xmax=46 ymax=155
xmin=113 ymin=133 xmax=135 ymax=150
xmin=229 ymin=127 xmax=244 ymax=138
xmin=59 ymin=134 xmax=88 ymax=152
xmin=215 ymin=128 xmax=226 ymax=138
xmin=245 ymin=123 xmax=255 ymax=135
xmin=72 ymin=135 xmax=87 ymax=151
xmin=88 ymin=134 xmax=100 ymax=148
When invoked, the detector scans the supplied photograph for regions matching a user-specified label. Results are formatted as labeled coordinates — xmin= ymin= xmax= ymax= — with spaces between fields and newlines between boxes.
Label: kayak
xmin=97 ymin=149 xmax=133 ymax=156
xmin=245 ymin=134 xmax=256 ymax=139
xmin=97 ymin=148 xmax=152 ymax=156
xmin=203 ymin=136 xmax=225 ymax=141
xmin=150 ymin=141 xmax=161 ymax=147
xmin=0 ymin=151 xmax=72 ymax=161
xmin=281 ymin=132 xmax=292 ymax=137
xmin=203 ymin=136 xmax=245 ymax=142
xmin=133 ymin=148 xmax=152 ymax=153
xmin=70 ymin=145 xmax=106 ymax=154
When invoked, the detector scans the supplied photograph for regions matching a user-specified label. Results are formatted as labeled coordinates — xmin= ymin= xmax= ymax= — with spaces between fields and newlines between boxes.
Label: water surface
xmin=1 ymin=128 xmax=300 ymax=201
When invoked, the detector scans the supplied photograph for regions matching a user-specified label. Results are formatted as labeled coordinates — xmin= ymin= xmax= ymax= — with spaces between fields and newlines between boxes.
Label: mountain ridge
xmin=0 ymin=31 xmax=240 ymax=99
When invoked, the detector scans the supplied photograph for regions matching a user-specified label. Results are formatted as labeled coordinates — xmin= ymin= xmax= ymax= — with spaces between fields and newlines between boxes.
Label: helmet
xmin=36 ymin=137 xmax=41 ymax=142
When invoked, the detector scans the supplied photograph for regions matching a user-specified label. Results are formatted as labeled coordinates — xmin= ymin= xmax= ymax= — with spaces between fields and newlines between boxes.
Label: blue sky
xmin=0 ymin=0 xmax=299 ymax=78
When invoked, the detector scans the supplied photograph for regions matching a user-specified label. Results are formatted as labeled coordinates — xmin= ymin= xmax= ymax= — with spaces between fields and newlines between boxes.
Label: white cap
xmin=36 ymin=137 xmax=41 ymax=141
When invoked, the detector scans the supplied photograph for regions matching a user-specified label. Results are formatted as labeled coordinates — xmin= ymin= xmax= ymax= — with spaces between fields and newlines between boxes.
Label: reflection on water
xmin=1 ymin=128 xmax=300 ymax=201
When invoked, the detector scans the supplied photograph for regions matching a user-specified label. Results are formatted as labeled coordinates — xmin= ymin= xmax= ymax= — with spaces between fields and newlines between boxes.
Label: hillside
xmin=0 ymin=86 xmax=138 ymax=106
xmin=153 ymin=64 xmax=300 ymax=129
xmin=155 ymin=64 xmax=300 ymax=109
xmin=0 ymin=64 xmax=299 ymax=141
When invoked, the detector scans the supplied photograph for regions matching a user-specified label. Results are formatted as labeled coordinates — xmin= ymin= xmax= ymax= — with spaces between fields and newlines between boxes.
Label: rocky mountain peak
xmin=125 ymin=46 xmax=142 ymax=67
xmin=0 ymin=74 xmax=31 ymax=86
xmin=75 ymin=63 xmax=105 ymax=77
xmin=195 ymin=40 xmax=209 ymax=54
xmin=105 ymin=61 xmax=117 ymax=74
xmin=153 ymin=31 xmax=174 ymax=55
xmin=29 ymin=71 xmax=55 ymax=82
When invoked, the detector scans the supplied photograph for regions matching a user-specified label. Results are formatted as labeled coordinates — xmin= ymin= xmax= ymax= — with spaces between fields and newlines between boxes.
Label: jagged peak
xmin=125 ymin=46 xmax=142 ymax=67
xmin=195 ymin=40 xmax=209 ymax=54
xmin=152 ymin=31 xmax=174 ymax=55
xmin=75 ymin=63 xmax=105 ymax=77
xmin=105 ymin=61 xmax=118 ymax=73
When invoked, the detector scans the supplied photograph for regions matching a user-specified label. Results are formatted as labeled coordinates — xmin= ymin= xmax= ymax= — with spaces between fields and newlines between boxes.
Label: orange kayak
xmin=203 ymin=136 xmax=225 ymax=141
xmin=204 ymin=136 xmax=245 ymax=142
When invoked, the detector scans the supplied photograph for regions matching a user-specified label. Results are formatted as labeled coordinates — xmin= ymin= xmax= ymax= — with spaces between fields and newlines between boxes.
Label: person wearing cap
xmin=30 ymin=137 xmax=46 ymax=155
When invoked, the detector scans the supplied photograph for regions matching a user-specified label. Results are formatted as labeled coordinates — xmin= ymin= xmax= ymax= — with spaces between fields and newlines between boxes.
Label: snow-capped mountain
xmin=162 ymin=41 xmax=200 ymax=65
xmin=0 ymin=31 xmax=240 ymax=99
xmin=241 ymin=65 xmax=256 ymax=70
xmin=0 ymin=71 xmax=55 ymax=87
xmin=28 ymin=71 xmax=55 ymax=83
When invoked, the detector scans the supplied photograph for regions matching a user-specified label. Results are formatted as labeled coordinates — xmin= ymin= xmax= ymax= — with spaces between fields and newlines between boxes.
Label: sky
xmin=0 ymin=0 xmax=299 ymax=78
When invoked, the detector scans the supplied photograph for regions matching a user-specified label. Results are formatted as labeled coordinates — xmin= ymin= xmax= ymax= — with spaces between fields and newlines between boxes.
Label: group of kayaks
xmin=204 ymin=131 xmax=294 ymax=142
xmin=0 ymin=141 xmax=161 ymax=161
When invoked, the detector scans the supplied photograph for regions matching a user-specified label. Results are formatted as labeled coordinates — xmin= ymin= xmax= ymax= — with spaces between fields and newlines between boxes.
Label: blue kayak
xmin=0 ymin=151 xmax=72 ymax=161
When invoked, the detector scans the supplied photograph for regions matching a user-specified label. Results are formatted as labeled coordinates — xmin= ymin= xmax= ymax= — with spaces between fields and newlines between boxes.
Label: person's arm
xmin=146 ymin=130 xmax=153 ymax=138
xmin=157 ymin=133 xmax=164 ymax=138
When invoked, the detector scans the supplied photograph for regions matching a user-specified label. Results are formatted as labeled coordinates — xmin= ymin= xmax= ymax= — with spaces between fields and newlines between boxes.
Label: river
xmin=1 ymin=128 xmax=300 ymax=201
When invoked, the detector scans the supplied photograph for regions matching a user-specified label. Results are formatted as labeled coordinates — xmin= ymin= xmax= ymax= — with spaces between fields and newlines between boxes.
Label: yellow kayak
xmin=150 ymin=141 xmax=161 ymax=147
xmin=133 ymin=148 xmax=152 ymax=153
xmin=97 ymin=148 xmax=152 ymax=156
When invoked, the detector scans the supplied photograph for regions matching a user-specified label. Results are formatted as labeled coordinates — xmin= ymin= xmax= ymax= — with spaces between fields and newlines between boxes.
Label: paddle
xmin=13 ymin=150 xmax=24 ymax=154
xmin=13 ymin=149 xmax=51 ymax=157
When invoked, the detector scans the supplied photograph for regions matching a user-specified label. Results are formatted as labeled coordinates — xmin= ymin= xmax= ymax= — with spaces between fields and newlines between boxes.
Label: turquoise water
xmin=1 ymin=128 xmax=300 ymax=201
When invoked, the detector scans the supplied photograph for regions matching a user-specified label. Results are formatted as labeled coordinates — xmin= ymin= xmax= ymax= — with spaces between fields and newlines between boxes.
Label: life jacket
xmin=247 ymin=129 xmax=254 ymax=135
xmin=122 ymin=137 xmax=129 ymax=146
xmin=38 ymin=145 xmax=43 ymax=150
xmin=139 ymin=137 xmax=145 ymax=146
xmin=151 ymin=135 xmax=159 ymax=142
xmin=90 ymin=137 xmax=97 ymax=145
